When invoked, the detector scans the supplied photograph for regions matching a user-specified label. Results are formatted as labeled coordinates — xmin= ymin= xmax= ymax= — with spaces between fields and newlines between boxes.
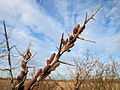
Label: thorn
xmin=56 ymin=47 xmax=59 ymax=50
xmin=92 ymin=5 xmax=102 ymax=17
xmin=77 ymin=37 xmax=96 ymax=43
xmin=85 ymin=13 xmax=88 ymax=21
xmin=9 ymin=45 xmax=15 ymax=50
xmin=26 ymin=41 xmax=31 ymax=53
xmin=14 ymin=46 xmax=25 ymax=59
xmin=14 ymin=69 xmax=21 ymax=74
xmin=92 ymin=18 xmax=96 ymax=20
xmin=58 ymin=60 xmax=74 ymax=66
xmin=28 ymin=41 xmax=32 ymax=49
xmin=85 ymin=6 xmax=102 ymax=24
xmin=65 ymin=31 xmax=71 ymax=37
xmin=58 ymin=33 xmax=64 ymax=56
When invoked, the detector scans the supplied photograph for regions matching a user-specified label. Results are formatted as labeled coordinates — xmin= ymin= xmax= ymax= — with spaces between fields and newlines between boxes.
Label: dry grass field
xmin=0 ymin=78 xmax=120 ymax=90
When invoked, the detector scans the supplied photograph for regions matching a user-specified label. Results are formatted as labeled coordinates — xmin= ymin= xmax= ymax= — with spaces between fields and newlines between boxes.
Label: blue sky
xmin=0 ymin=0 xmax=120 ymax=78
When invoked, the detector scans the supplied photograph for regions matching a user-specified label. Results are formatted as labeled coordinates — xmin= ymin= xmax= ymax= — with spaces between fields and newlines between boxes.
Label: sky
xmin=0 ymin=0 xmax=120 ymax=78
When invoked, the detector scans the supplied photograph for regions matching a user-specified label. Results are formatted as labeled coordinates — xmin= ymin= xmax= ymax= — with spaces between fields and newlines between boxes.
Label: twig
xmin=0 ymin=67 xmax=16 ymax=71
xmin=75 ymin=61 xmax=98 ymax=90
xmin=0 ymin=53 xmax=6 ymax=58
xmin=3 ymin=21 xmax=14 ymax=84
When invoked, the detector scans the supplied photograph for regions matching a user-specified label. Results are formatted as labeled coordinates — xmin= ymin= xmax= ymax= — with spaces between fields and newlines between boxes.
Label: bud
xmin=55 ymin=63 xmax=60 ymax=68
xmin=64 ymin=39 xmax=68 ymax=45
xmin=49 ymin=53 xmax=56 ymax=62
xmin=73 ymin=24 xmax=80 ymax=34
xmin=67 ymin=43 xmax=74 ymax=49
xmin=42 ymin=65 xmax=50 ymax=74
xmin=66 ymin=49 xmax=71 ymax=52
xmin=69 ymin=35 xmax=74 ymax=40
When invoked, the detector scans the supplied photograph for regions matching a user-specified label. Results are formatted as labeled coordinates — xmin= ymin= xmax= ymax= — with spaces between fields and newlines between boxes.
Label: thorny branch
xmin=13 ymin=45 xmax=33 ymax=90
xmin=27 ymin=6 xmax=102 ymax=89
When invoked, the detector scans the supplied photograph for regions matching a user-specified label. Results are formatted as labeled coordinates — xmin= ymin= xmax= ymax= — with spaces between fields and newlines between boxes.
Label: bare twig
xmin=3 ymin=21 xmax=14 ymax=84
xmin=14 ymin=46 xmax=25 ymax=59
xmin=0 ymin=53 xmax=6 ymax=58
xmin=75 ymin=61 xmax=98 ymax=90
xmin=0 ymin=67 xmax=16 ymax=71
xmin=0 ymin=40 xmax=5 ymax=45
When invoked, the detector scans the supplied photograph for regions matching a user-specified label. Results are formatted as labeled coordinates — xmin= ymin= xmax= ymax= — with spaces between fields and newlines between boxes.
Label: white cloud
xmin=107 ymin=33 xmax=120 ymax=52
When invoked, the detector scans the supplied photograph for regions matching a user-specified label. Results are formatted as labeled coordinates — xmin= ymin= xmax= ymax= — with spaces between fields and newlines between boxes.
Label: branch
xmin=27 ymin=6 xmax=101 ymax=90
xmin=84 ymin=5 xmax=102 ymax=24
xmin=0 ymin=67 xmax=17 ymax=71
xmin=14 ymin=45 xmax=32 ymax=89
xmin=14 ymin=46 xmax=25 ymax=59
xmin=3 ymin=21 xmax=14 ymax=84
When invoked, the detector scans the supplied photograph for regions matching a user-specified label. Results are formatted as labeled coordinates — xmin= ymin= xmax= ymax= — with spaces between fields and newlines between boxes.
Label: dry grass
xmin=0 ymin=78 xmax=120 ymax=90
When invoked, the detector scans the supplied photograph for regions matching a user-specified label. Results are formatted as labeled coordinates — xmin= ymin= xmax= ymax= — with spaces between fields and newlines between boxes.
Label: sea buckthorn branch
xmin=27 ymin=6 xmax=102 ymax=90
xmin=13 ymin=46 xmax=34 ymax=90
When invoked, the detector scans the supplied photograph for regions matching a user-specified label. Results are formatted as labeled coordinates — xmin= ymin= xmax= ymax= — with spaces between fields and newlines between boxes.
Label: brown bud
xmin=64 ymin=39 xmax=68 ymax=45
xmin=49 ymin=53 xmax=56 ymax=62
xmin=46 ymin=53 xmax=55 ymax=65
xmin=26 ymin=48 xmax=30 ymax=53
xmin=55 ymin=63 xmax=60 ymax=68
xmin=42 ymin=65 xmax=50 ymax=74
xmin=69 ymin=37 xmax=76 ymax=44
xmin=35 ymin=69 xmax=42 ymax=78
xmin=47 ymin=59 xmax=51 ymax=65
xmin=74 ymin=33 xmax=79 ymax=38
xmin=49 ymin=66 xmax=55 ymax=71
xmin=67 ymin=43 xmax=74 ymax=49
xmin=62 ymin=39 xmax=66 ymax=45
xmin=69 ymin=35 xmax=74 ymax=40
xmin=25 ymin=49 xmax=32 ymax=60
xmin=21 ymin=60 xmax=27 ymax=69
xmin=73 ymin=24 xmax=80 ymax=34
xmin=62 ymin=39 xmax=69 ymax=45
xmin=66 ymin=49 xmax=71 ymax=52
xmin=49 ymin=63 xmax=60 ymax=71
